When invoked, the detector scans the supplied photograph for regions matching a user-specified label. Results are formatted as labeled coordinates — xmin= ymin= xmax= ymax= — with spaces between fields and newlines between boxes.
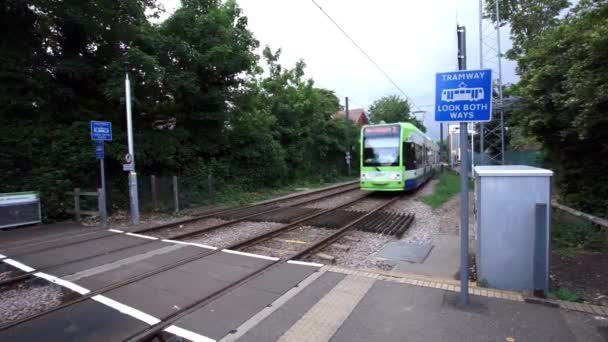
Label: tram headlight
xmin=390 ymin=172 xmax=401 ymax=180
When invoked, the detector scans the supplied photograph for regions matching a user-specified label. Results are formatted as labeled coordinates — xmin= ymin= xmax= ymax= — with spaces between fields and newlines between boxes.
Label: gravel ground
xmin=301 ymin=191 xmax=366 ymax=210
xmin=186 ymin=221 xmax=285 ymax=249
xmin=242 ymin=226 xmax=332 ymax=258
xmin=311 ymin=230 xmax=396 ymax=270
xmin=0 ymin=280 xmax=66 ymax=325
xmin=82 ymin=210 xmax=196 ymax=228
xmin=150 ymin=217 xmax=228 ymax=239
xmin=345 ymin=196 xmax=393 ymax=212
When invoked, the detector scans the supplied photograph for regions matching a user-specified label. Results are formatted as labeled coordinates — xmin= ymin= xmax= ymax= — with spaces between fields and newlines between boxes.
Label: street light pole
xmin=125 ymin=71 xmax=140 ymax=225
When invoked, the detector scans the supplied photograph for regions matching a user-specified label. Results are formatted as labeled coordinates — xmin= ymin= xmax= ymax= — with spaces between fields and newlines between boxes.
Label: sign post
xmin=435 ymin=25 xmax=492 ymax=305
xmin=90 ymin=121 xmax=111 ymax=227
xmin=125 ymin=71 xmax=140 ymax=225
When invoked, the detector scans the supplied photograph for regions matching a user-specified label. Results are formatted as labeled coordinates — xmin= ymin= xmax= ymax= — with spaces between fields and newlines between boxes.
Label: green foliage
xmin=0 ymin=0 xmax=357 ymax=220
xmin=420 ymin=172 xmax=462 ymax=209
xmin=552 ymin=288 xmax=579 ymax=302
xmin=551 ymin=218 xmax=607 ymax=251
xmin=368 ymin=95 xmax=426 ymax=132
xmin=477 ymin=279 xmax=489 ymax=288
xmin=484 ymin=0 xmax=570 ymax=60
xmin=512 ymin=1 xmax=608 ymax=217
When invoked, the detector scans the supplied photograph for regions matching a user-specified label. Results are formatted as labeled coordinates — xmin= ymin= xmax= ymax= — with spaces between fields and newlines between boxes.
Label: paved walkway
xmin=227 ymin=267 xmax=608 ymax=342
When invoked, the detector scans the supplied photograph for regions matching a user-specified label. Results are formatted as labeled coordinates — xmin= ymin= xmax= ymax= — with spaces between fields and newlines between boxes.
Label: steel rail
xmin=0 ymin=184 xmax=360 ymax=288
xmin=124 ymin=194 xmax=402 ymax=342
xmin=0 ymin=190 xmax=369 ymax=332
xmin=0 ymin=181 xmax=357 ymax=261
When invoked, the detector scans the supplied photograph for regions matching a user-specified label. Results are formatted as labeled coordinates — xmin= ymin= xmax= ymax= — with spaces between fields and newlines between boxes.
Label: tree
xmin=484 ymin=0 xmax=569 ymax=61
xmin=512 ymin=1 xmax=608 ymax=216
xmin=368 ymin=95 xmax=426 ymax=132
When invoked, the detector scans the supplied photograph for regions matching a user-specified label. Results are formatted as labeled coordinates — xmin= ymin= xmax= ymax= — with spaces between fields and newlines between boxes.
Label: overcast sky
xmin=159 ymin=0 xmax=517 ymax=139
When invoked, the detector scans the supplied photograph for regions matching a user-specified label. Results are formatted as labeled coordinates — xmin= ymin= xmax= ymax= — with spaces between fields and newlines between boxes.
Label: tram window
xmin=404 ymin=142 xmax=415 ymax=169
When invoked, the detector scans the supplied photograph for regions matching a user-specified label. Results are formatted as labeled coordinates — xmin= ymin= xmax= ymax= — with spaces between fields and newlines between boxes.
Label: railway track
xmin=0 ymin=190 xmax=410 ymax=340
xmin=0 ymin=181 xmax=359 ymax=286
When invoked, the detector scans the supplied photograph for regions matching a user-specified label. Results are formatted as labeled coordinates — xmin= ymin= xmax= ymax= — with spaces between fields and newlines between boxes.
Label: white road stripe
xmin=0 ymin=254 xmax=6 ymax=259
xmin=221 ymin=249 xmax=279 ymax=261
xmin=125 ymin=232 xmax=158 ymax=240
xmin=108 ymin=229 xmax=124 ymax=233
xmin=277 ymin=275 xmax=375 ymax=342
xmin=287 ymin=260 xmax=323 ymax=267
xmin=33 ymin=272 xmax=91 ymax=295
xmin=219 ymin=267 xmax=329 ymax=342
xmin=162 ymin=239 xmax=217 ymax=250
xmin=92 ymin=295 xmax=161 ymax=325
xmin=64 ymin=244 xmax=184 ymax=281
xmin=165 ymin=325 xmax=216 ymax=342
xmin=3 ymin=258 xmax=35 ymax=272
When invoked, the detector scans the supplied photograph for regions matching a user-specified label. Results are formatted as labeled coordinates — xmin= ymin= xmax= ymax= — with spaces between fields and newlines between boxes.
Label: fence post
xmin=151 ymin=175 xmax=158 ymax=211
xmin=208 ymin=173 xmax=214 ymax=200
xmin=74 ymin=188 xmax=81 ymax=222
xmin=172 ymin=176 xmax=179 ymax=214
xmin=98 ymin=188 xmax=108 ymax=227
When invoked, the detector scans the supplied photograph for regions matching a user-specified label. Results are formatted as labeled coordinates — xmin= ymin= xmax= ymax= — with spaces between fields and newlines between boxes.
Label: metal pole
xmin=440 ymin=123 xmax=444 ymax=171
xmin=172 ymin=176 xmax=179 ymax=214
xmin=479 ymin=0 xmax=485 ymax=166
xmin=471 ymin=123 xmax=474 ymax=172
xmin=495 ymin=0 xmax=505 ymax=165
xmin=457 ymin=24 xmax=470 ymax=305
xmin=345 ymin=97 xmax=351 ymax=176
xmin=125 ymin=72 xmax=140 ymax=225
xmin=100 ymin=156 xmax=108 ymax=227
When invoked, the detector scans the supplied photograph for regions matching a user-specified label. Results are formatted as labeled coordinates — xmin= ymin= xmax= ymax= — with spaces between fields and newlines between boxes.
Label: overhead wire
xmin=310 ymin=0 xmax=424 ymax=113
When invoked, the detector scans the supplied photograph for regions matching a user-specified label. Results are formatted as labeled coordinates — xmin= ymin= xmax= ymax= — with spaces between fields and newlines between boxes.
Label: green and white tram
xmin=360 ymin=122 xmax=439 ymax=191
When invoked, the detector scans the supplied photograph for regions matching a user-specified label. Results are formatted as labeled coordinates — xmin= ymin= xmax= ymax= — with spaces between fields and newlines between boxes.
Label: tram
xmin=360 ymin=122 xmax=439 ymax=191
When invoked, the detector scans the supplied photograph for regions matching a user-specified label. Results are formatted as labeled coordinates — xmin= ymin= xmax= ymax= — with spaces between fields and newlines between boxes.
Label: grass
xmin=207 ymin=176 xmax=356 ymax=207
xmin=551 ymin=217 xmax=607 ymax=252
xmin=420 ymin=171 xmax=470 ymax=209
xmin=552 ymin=287 xmax=579 ymax=302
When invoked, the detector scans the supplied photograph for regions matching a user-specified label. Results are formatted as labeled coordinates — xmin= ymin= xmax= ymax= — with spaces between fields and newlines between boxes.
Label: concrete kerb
xmin=325 ymin=265 xmax=608 ymax=317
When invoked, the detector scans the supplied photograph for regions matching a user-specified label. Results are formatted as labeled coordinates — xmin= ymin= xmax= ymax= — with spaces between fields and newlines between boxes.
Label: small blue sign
xmin=95 ymin=141 xmax=104 ymax=160
xmin=435 ymin=69 xmax=492 ymax=122
xmin=90 ymin=121 xmax=112 ymax=141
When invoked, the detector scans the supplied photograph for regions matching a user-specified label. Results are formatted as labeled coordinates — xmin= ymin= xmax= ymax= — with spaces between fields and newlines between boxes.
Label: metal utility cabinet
xmin=0 ymin=192 xmax=42 ymax=229
xmin=474 ymin=165 xmax=553 ymax=292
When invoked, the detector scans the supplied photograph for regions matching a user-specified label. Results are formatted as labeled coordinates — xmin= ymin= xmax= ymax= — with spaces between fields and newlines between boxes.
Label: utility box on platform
xmin=474 ymin=165 xmax=552 ymax=293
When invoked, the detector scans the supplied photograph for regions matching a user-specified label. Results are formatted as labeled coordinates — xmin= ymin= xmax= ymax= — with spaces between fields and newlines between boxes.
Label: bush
xmin=551 ymin=218 xmax=607 ymax=251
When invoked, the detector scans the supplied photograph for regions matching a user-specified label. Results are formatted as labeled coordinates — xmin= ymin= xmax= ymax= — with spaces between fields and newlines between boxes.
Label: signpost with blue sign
xmin=90 ymin=121 xmax=112 ymax=141
xmin=435 ymin=69 xmax=492 ymax=122
xmin=95 ymin=141 xmax=104 ymax=160
xmin=90 ymin=121 xmax=111 ymax=226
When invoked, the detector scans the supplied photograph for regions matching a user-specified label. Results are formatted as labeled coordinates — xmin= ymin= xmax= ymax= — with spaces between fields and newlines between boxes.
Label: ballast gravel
xmin=151 ymin=217 xmax=229 ymax=239
xmin=301 ymin=191 xmax=366 ymax=210
xmin=186 ymin=221 xmax=286 ymax=249
xmin=312 ymin=230 xmax=396 ymax=270
xmin=0 ymin=281 xmax=65 ymax=325
xmin=242 ymin=226 xmax=332 ymax=259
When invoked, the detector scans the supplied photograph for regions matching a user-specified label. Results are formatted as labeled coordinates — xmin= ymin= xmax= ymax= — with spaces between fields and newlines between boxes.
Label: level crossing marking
xmin=34 ymin=272 xmax=91 ymax=295
xmin=287 ymin=260 xmax=323 ymax=267
xmin=3 ymin=258 xmax=36 ymax=272
xmin=221 ymin=249 xmax=279 ymax=261
xmin=125 ymin=232 xmax=159 ymax=240
xmin=276 ymin=274 xmax=375 ymax=342
xmin=92 ymin=295 xmax=161 ymax=325
xmin=0 ymin=254 xmax=6 ymax=259
xmin=165 ymin=325 xmax=217 ymax=342
xmin=161 ymin=239 xmax=217 ymax=250
xmin=63 ymin=244 xmax=184 ymax=281
xmin=219 ymin=267 xmax=329 ymax=342
xmin=2 ymin=254 xmax=216 ymax=342
xmin=108 ymin=229 xmax=124 ymax=233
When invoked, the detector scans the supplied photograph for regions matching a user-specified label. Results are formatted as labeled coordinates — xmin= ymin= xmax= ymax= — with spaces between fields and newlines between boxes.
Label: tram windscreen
xmin=363 ymin=125 xmax=400 ymax=167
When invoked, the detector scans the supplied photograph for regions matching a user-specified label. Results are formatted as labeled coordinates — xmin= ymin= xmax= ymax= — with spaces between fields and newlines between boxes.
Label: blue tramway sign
xmin=90 ymin=120 xmax=112 ymax=141
xmin=435 ymin=69 xmax=493 ymax=122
